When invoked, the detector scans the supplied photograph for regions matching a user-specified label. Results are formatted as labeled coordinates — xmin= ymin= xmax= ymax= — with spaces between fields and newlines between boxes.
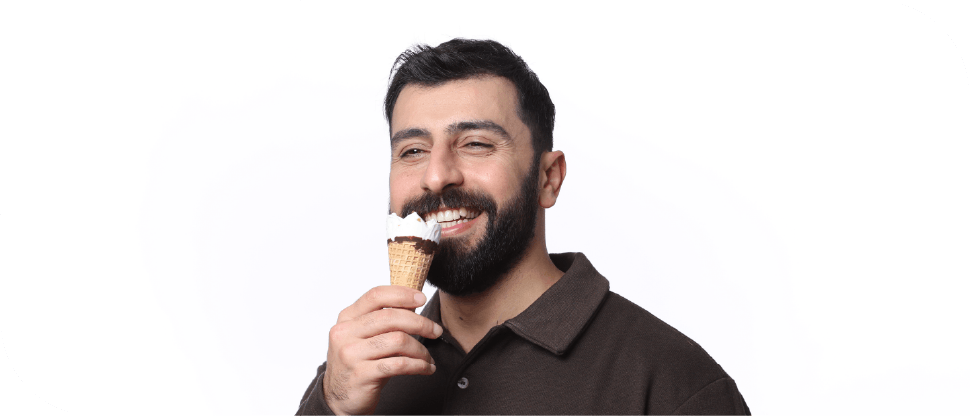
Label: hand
xmin=323 ymin=285 xmax=443 ymax=415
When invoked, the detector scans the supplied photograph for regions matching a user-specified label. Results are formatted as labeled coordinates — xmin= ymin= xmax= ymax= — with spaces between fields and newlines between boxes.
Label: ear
xmin=538 ymin=150 xmax=566 ymax=209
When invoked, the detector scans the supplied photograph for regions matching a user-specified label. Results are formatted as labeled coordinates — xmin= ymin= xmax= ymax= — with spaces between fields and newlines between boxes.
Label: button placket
xmin=457 ymin=377 xmax=469 ymax=389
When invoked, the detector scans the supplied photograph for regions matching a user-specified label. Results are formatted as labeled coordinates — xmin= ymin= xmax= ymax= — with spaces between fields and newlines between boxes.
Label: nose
xmin=420 ymin=145 xmax=463 ymax=193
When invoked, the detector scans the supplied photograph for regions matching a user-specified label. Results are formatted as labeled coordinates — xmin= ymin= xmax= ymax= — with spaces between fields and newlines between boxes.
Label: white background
xmin=2 ymin=1 xmax=968 ymax=414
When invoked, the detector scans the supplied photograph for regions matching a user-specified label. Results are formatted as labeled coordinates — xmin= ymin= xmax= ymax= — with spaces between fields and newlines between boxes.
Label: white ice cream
xmin=386 ymin=212 xmax=441 ymax=243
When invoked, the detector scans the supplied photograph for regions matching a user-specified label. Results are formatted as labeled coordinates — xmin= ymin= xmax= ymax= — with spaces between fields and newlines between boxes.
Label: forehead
xmin=390 ymin=76 xmax=520 ymax=134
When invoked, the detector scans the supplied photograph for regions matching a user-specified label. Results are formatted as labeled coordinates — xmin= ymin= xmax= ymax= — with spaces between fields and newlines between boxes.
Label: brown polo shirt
xmin=297 ymin=252 xmax=750 ymax=415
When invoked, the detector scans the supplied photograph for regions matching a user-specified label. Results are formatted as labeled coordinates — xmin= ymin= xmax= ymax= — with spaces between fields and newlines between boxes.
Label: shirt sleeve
xmin=295 ymin=362 xmax=336 ymax=415
xmin=670 ymin=377 xmax=751 ymax=415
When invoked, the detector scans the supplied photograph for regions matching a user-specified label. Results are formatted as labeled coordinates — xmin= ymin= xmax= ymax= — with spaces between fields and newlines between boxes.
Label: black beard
xmin=398 ymin=162 xmax=540 ymax=296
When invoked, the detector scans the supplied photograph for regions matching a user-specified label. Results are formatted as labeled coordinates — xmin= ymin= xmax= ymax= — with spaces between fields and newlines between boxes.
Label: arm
xmin=296 ymin=362 xmax=334 ymax=415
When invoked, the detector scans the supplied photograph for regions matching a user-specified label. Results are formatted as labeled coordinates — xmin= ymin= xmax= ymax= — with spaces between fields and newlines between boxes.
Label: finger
xmin=351 ymin=308 xmax=443 ymax=340
xmin=366 ymin=356 xmax=436 ymax=380
xmin=354 ymin=331 xmax=436 ymax=363
xmin=337 ymin=286 xmax=427 ymax=323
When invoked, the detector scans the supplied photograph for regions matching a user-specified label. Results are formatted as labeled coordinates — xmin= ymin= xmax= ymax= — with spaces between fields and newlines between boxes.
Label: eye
xmin=399 ymin=147 xmax=425 ymax=158
xmin=457 ymin=138 xmax=495 ymax=157
xmin=463 ymin=141 xmax=494 ymax=153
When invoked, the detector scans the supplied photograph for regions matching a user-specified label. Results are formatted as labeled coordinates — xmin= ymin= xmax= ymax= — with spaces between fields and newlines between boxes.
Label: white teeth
xmin=427 ymin=208 xmax=481 ymax=224
xmin=434 ymin=212 xmax=482 ymax=229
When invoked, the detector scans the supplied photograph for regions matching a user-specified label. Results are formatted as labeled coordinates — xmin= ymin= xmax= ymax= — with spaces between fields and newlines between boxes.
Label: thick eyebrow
xmin=389 ymin=120 xmax=512 ymax=149
xmin=390 ymin=127 xmax=431 ymax=149
xmin=447 ymin=120 xmax=511 ymax=141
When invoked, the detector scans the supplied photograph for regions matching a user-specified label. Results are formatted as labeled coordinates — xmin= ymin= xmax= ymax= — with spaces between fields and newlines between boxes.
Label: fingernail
xmin=429 ymin=363 xmax=436 ymax=373
xmin=430 ymin=356 xmax=436 ymax=365
xmin=414 ymin=292 xmax=427 ymax=305
xmin=433 ymin=323 xmax=443 ymax=338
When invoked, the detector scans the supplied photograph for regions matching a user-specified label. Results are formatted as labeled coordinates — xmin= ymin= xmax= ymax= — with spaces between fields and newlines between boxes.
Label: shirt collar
xmin=421 ymin=252 xmax=610 ymax=356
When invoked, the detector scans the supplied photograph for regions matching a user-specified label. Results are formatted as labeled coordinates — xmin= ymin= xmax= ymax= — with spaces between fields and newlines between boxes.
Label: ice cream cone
xmin=388 ymin=240 xmax=435 ymax=291
xmin=386 ymin=212 xmax=440 ymax=292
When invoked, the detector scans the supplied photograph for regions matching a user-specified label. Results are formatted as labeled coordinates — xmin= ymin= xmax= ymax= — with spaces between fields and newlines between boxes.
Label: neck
xmin=437 ymin=218 xmax=564 ymax=353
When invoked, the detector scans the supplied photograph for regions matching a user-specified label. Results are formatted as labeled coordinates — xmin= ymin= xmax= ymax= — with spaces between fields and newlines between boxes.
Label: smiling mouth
xmin=423 ymin=207 xmax=481 ymax=229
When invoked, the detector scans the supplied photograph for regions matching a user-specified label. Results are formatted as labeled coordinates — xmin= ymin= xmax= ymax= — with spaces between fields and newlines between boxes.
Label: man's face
xmin=389 ymin=76 xmax=539 ymax=295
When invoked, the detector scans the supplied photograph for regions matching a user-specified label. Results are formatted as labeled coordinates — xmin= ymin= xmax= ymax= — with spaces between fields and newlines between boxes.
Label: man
xmin=297 ymin=39 xmax=749 ymax=415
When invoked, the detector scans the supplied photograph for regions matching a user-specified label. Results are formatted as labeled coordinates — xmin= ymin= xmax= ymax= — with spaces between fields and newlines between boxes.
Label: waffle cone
xmin=388 ymin=241 xmax=435 ymax=291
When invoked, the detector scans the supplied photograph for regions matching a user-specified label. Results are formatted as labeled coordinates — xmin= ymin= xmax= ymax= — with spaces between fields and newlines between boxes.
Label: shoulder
xmin=594 ymin=291 xmax=724 ymax=370
xmin=580 ymin=291 xmax=747 ymax=413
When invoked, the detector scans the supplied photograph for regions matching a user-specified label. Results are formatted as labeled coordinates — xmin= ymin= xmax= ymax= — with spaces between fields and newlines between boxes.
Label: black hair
xmin=384 ymin=39 xmax=555 ymax=159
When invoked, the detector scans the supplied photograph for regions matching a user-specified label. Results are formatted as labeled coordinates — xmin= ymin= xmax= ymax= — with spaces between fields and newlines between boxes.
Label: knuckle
xmin=393 ymin=356 xmax=409 ymax=372
xmin=390 ymin=332 xmax=409 ymax=348
xmin=376 ymin=360 xmax=395 ymax=376
xmin=335 ymin=347 xmax=352 ymax=365
xmin=421 ymin=318 xmax=436 ymax=334
xmin=361 ymin=312 xmax=382 ymax=328
xmin=364 ymin=287 xmax=383 ymax=304
xmin=368 ymin=335 xmax=387 ymax=350
xmin=410 ymin=315 xmax=431 ymax=334
xmin=329 ymin=323 xmax=345 ymax=342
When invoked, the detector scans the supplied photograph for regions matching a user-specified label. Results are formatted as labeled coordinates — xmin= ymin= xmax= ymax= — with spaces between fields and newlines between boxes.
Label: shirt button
xmin=457 ymin=377 xmax=469 ymax=389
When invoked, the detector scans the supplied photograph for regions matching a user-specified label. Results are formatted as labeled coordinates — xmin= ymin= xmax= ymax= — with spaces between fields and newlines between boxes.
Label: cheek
xmin=468 ymin=169 xmax=519 ymax=202
xmin=388 ymin=179 xmax=406 ymax=211
xmin=389 ymin=170 xmax=420 ymax=210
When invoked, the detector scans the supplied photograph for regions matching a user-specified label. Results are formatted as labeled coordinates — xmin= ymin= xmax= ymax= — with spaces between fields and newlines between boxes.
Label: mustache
xmin=400 ymin=187 xmax=497 ymax=219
